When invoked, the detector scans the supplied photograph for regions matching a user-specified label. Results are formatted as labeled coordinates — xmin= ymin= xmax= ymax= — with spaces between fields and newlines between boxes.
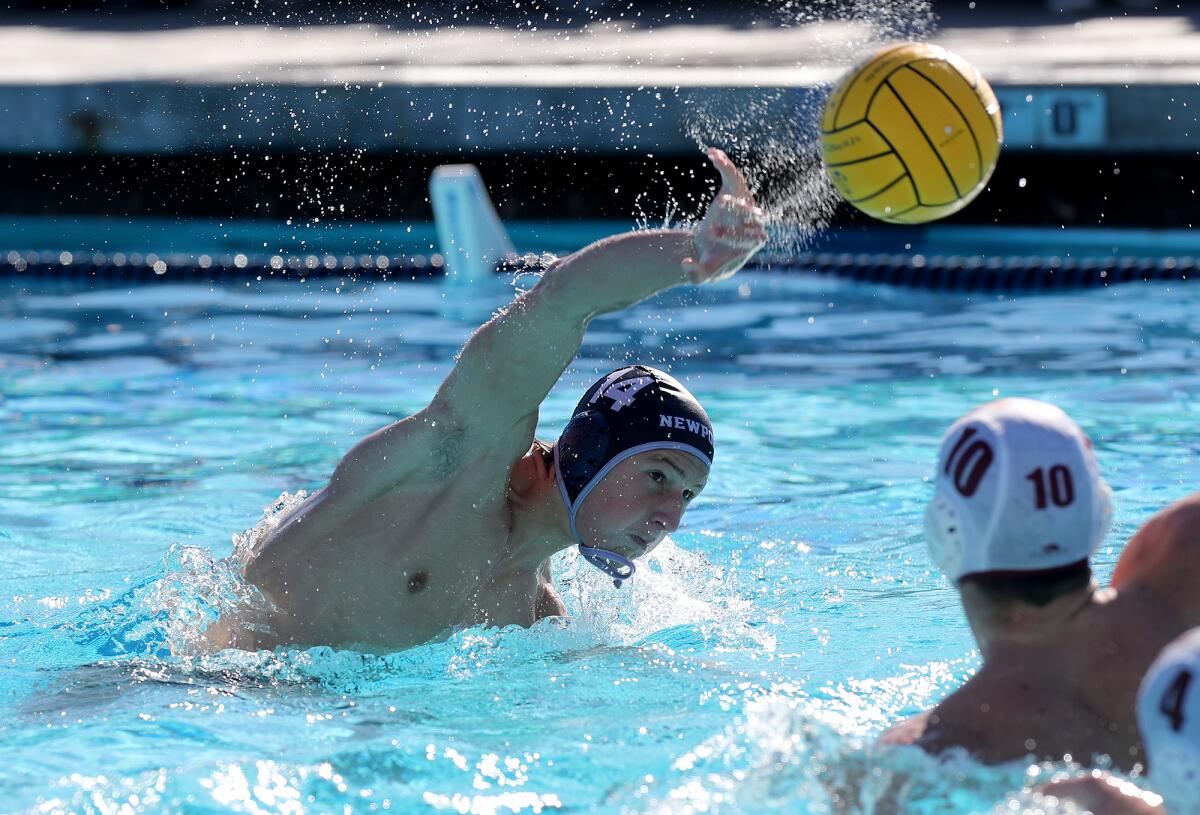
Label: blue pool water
xmin=2 ymin=262 xmax=1198 ymax=813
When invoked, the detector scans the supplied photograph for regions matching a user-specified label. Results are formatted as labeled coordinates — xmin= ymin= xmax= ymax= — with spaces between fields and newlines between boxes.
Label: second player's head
xmin=924 ymin=398 xmax=1112 ymax=590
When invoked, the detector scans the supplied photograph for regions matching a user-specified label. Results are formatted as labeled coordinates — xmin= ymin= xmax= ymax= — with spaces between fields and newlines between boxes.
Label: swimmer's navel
xmin=407 ymin=571 xmax=429 ymax=594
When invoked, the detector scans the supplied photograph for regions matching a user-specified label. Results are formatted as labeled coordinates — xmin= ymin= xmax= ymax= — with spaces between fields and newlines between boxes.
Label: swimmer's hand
xmin=682 ymin=148 xmax=768 ymax=284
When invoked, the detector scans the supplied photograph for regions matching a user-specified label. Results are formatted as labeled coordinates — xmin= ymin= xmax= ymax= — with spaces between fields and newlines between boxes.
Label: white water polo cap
xmin=924 ymin=398 xmax=1112 ymax=582
xmin=1137 ymin=627 xmax=1200 ymax=813
xmin=554 ymin=366 xmax=713 ymax=587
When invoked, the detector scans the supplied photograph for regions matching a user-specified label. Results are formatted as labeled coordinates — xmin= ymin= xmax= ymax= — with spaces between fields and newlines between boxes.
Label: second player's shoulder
xmin=879 ymin=678 xmax=1039 ymax=759
xmin=1112 ymin=492 xmax=1200 ymax=622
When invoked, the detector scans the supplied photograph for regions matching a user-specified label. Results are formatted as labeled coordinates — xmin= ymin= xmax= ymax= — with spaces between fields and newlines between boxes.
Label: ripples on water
xmin=0 ymin=272 xmax=1196 ymax=813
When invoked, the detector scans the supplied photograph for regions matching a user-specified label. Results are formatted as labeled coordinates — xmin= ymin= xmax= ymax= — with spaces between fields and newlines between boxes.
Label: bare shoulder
xmin=327 ymin=402 xmax=536 ymax=509
xmin=878 ymin=683 xmax=1019 ymax=759
xmin=1112 ymin=492 xmax=1200 ymax=623
xmin=880 ymin=686 xmax=989 ymax=750
xmin=535 ymin=582 xmax=567 ymax=620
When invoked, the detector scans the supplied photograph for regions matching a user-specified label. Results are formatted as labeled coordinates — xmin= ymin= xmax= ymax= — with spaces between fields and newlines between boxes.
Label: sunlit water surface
xmin=2 ymin=270 xmax=1198 ymax=814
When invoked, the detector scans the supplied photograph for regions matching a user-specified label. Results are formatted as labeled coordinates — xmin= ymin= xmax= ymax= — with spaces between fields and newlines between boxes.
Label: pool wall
xmin=2 ymin=5 xmax=1198 ymax=228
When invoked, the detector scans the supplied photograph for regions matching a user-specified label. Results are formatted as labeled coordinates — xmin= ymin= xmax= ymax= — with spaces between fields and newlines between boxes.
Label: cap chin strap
xmin=577 ymin=546 xmax=636 ymax=588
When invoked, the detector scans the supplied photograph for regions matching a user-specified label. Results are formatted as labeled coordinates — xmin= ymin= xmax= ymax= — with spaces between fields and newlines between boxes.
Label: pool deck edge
xmin=3 ymin=9 xmax=1200 ymax=156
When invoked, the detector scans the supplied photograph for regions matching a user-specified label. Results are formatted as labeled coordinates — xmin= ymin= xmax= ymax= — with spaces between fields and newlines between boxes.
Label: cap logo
xmin=590 ymin=372 xmax=654 ymax=412
xmin=660 ymin=413 xmax=714 ymax=442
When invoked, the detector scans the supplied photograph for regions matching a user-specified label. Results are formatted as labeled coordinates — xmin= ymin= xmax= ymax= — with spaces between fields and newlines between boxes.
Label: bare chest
xmin=243 ymin=482 xmax=542 ymax=649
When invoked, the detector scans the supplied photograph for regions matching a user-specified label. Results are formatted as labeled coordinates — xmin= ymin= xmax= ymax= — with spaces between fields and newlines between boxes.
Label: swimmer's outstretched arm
xmin=328 ymin=149 xmax=766 ymax=497
xmin=430 ymin=148 xmax=766 ymax=441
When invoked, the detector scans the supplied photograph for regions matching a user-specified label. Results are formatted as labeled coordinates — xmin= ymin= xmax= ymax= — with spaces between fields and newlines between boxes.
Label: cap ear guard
xmin=1149 ymin=740 xmax=1200 ymax=813
xmin=925 ymin=486 xmax=968 ymax=580
xmin=924 ymin=417 xmax=1005 ymax=582
xmin=553 ymin=429 xmax=642 ymax=589
xmin=557 ymin=409 xmax=611 ymax=489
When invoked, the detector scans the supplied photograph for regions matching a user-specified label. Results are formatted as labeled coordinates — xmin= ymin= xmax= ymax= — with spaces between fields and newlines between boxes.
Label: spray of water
xmin=39 ymin=486 xmax=768 ymax=691
xmin=209 ymin=0 xmax=934 ymax=261
xmin=552 ymin=537 xmax=774 ymax=654
xmin=681 ymin=0 xmax=935 ymax=257
xmin=646 ymin=693 xmax=1031 ymax=814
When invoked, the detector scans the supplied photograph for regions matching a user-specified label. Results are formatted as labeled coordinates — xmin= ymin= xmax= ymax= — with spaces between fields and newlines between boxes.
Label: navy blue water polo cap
xmin=553 ymin=365 xmax=714 ymax=587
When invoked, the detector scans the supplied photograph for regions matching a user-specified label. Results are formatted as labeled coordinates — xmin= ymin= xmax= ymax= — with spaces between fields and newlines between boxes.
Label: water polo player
xmin=203 ymin=148 xmax=766 ymax=652
xmin=882 ymin=398 xmax=1200 ymax=768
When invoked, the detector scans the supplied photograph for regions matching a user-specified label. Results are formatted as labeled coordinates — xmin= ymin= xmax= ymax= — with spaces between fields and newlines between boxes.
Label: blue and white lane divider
xmin=787 ymin=251 xmax=1197 ymax=289
xmin=2 ymin=249 xmax=1194 ymax=290
xmin=0 ymin=250 xmax=448 ymax=280
xmin=5 ymin=164 xmax=1194 ymax=289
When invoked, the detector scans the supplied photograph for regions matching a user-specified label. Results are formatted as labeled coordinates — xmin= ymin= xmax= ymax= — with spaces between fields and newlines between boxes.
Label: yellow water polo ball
xmin=820 ymin=42 xmax=1003 ymax=224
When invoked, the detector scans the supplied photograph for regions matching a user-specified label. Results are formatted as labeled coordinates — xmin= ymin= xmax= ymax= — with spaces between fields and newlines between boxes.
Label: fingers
xmin=707 ymin=194 xmax=767 ymax=242
xmin=687 ymin=155 xmax=768 ymax=285
xmin=706 ymin=147 xmax=753 ymax=202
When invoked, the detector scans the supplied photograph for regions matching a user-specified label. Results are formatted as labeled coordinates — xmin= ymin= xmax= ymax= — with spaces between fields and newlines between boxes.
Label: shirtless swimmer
xmin=205 ymin=148 xmax=767 ymax=653
xmin=881 ymin=398 xmax=1200 ymax=768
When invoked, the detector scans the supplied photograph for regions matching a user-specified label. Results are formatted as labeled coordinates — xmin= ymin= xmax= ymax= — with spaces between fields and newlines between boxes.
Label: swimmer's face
xmin=574 ymin=449 xmax=708 ymax=559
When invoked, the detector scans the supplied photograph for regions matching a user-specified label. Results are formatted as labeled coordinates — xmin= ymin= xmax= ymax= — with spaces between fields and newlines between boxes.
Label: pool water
xmin=1 ymin=268 xmax=1198 ymax=814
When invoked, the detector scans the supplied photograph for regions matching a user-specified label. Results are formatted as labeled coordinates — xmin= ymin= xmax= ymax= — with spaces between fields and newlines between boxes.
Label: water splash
xmin=230 ymin=489 xmax=311 ymax=570
xmin=681 ymin=0 xmax=936 ymax=256
xmin=5 ymin=493 xmax=309 ymax=668
xmin=552 ymin=538 xmax=774 ymax=654
xmin=641 ymin=693 xmax=1029 ymax=814
xmin=59 ymin=544 xmax=267 ymax=660
xmin=24 ymin=488 xmax=767 ymax=693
